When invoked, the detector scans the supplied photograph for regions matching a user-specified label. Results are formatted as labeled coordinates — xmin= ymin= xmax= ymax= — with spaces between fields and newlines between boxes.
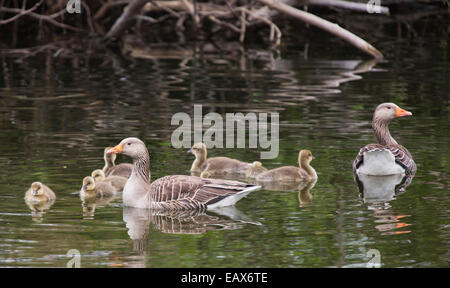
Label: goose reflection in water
xmin=354 ymin=172 xmax=415 ymax=235
xmin=114 ymin=206 xmax=261 ymax=268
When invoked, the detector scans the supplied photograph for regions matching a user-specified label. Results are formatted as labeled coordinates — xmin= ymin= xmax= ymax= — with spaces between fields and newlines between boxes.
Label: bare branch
xmin=0 ymin=0 xmax=43 ymax=25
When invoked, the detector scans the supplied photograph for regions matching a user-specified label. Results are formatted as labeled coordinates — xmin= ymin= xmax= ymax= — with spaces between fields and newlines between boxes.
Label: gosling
xmin=80 ymin=176 xmax=117 ymax=200
xmin=24 ymin=182 xmax=56 ymax=203
xmin=103 ymin=147 xmax=133 ymax=178
xmin=91 ymin=169 xmax=127 ymax=191
xmin=189 ymin=142 xmax=267 ymax=178
xmin=256 ymin=149 xmax=317 ymax=183
xmin=245 ymin=161 xmax=269 ymax=179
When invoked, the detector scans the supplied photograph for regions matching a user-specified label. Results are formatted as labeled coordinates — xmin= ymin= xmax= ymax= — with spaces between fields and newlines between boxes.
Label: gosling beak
xmin=107 ymin=144 xmax=123 ymax=154
xmin=187 ymin=149 xmax=192 ymax=154
xmin=395 ymin=106 xmax=412 ymax=118
xmin=32 ymin=190 xmax=38 ymax=196
xmin=82 ymin=185 xmax=87 ymax=191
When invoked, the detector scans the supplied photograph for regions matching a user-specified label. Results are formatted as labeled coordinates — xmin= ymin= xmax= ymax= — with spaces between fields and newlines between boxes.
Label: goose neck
xmin=192 ymin=153 xmax=207 ymax=171
xmin=299 ymin=159 xmax=316 ymax=178
xmin=372 ymin=118 xmax=397 ymax=145
xmin=132 ymin=151 xmax=151 ymax=184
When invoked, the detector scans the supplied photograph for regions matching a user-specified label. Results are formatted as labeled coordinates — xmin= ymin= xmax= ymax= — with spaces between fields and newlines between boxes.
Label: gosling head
xmin=30 ymin=182 xmax=44 ymax=196
xmin=298 ymin=149 xmax=314 ymax=166
xmin=91 ymin=169 xmax=105 ymax=182
xmin=82 ymin=176 xmax=96 ymax=191
xmin=106 ymin=137 xmax=147 ymax=159
xmin=188 ymin=142 xmax=207 ymax=158
xmin=373 ymin=103 xmax=412 ymax=123
xmin=104 ymin=147 xmax=117 ymax=164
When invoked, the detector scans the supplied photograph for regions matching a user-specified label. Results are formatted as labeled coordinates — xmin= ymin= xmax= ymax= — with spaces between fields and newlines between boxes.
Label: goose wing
xmin=353 ymin=144 xmax=416 ymax=175
xmin=149 ymin=175 xmax=258 ymax=210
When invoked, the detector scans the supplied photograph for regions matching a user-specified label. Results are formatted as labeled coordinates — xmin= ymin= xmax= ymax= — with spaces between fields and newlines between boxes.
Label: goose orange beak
xmin=107 ymin=144 xmax=122 ymax=154
xmin=395 ymin=106 xmax=412 ymax=118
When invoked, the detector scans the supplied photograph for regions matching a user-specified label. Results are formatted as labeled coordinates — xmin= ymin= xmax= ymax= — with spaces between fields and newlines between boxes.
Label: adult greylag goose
xmin=353 ymin=103 xmax=416 ymax=176
xmin=103 ymin=147 xmax=133 ymax=178
xmin=91 ymin=169 xmax=127 ymax=191
xmin=107 ymin=137 xmax=260 ymax=210
xmin=256 ymin=150 xmax=317 ymax=183
xmin=80 ymin=176 xmax=117 ymax=200
xmin=24 ymin=182 xmax=56 ymax=203
xmin=189 ymin=142 xmax=267 ymax=178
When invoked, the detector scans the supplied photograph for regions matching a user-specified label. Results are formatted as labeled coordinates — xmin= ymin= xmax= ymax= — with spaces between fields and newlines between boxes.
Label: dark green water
xmin=0 ymin=30 xmax=448 ymax=267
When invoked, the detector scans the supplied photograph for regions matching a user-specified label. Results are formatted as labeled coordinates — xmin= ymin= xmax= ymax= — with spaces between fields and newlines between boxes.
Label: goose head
xmin=82 ymin=176 xmax=96 ymax=191
xmin=298 ymin=149 xmax=314 ymax=167
xmin=373 ymin=103 xmax=412 ymax=123
xmin=188 ymin=142 xmax=207 ymax=159
xmin=91 ymin=169 xmax=105 ymax=182
xmin=30 ymin=182 xmax=44 ymax=196
xmin=107 ymin=137 xmax=147 ymax=159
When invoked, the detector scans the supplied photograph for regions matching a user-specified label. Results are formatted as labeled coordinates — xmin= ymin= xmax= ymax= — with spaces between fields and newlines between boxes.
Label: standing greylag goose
xmin=103 ymin=147 xmax=133 ymax=178
xmin=91 ymin=169 xmax=127 ymax=191
xmin=80 ymin=176 xmax=117 ymax=201
xmin=24 ymin=182 xmax=56 ymax=203
xmin=107 ymin=137 xmax=260 ymax=210
xmin=353 ymin=103 xmax=416 ymax=176
xmin=256 ymin=150 xmax=317 ymax=183
xmin=189 ymin=142 xmax=267 ymax=178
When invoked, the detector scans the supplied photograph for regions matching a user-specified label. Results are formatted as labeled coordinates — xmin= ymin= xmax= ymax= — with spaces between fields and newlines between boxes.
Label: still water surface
xmin=0 ymin=31 xmax=448 ymax=267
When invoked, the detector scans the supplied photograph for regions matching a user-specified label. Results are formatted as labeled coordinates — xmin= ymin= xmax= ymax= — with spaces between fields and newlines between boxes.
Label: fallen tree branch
xmin=256 ymin=0 xmax=384 ymax=58
xmin=94 ymin=0 xmax=130 ymax=21
xmin=106 ymin=0 xmax=150 ymax=39
xmin=305 ymin=0 xmax=390 ymax=15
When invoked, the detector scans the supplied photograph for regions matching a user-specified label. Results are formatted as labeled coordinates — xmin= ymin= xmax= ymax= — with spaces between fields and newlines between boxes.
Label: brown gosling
xmin=24 ymin=182 xmax=56 ymax=203
xmin=91 ymin=169 xmax=127 ymax=191
xmin=245 ymin=161 xmax=269 ymax=179
xmin=256 ymin=150 xmax=317 ymax=183
xmin=189 ymin=142 xmax=265 ymax=178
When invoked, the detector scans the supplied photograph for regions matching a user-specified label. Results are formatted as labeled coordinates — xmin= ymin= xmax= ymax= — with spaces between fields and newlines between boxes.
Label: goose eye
xmin=386 ymin=106 xmax=392 ymax=109
xmin=127 ymin=143 xmax=132 ymax=146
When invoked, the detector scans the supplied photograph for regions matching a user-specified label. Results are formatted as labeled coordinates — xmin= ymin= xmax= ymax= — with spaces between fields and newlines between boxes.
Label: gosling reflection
xmin=354 ymin=173 xmax=414 ymax=235
xmin=81 ymin=195 xmax=120 ymax=219
xmin=25 ymin=199 xmax=55 ymax=221
xmin=256 ymin=178 xmax=317 ymax=207
xmin=298 ymin=180 xmax=316 ymax=207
